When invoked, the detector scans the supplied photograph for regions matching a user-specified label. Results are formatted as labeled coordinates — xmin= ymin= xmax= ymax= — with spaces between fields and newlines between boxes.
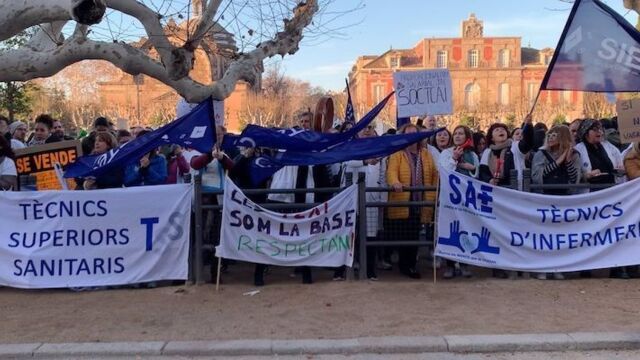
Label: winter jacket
xmin=124 ymin=155 xmax=167 ymax=186
xmin=386 ymin=149 xmax=438 ymax=222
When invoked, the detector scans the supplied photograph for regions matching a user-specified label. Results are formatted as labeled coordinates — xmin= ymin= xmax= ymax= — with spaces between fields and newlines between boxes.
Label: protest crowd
xmin=1 ymin=104 xmax=636 ymax=288
xmin=3 ymin=0 xmax=640 ymax=291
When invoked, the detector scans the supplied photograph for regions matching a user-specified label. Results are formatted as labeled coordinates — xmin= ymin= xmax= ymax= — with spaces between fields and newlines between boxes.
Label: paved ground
xmin=11 ymin=351 xmax=640 ymax=359
xmin=2 ymin=264 xmax=640 ymax=343
xmin=94 ymin=351 xmax=640 ymax=360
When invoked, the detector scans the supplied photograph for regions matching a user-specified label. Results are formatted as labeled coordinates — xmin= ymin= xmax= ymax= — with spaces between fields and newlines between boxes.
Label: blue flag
xmin=64 ymin=98 xmax=216 ymax=178
xmin=248 ymin=129 xmax=441 ymax=185
xmin=222 ymin=92 xmax=394 ymax=153
xmin=345 ymin=78 xmax=356 ymax=125
xmin=541 ymin=0 xmax=640 ymax=92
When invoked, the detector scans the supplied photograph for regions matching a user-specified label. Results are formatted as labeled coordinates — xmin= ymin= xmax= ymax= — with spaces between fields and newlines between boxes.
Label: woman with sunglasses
xmin=574 ymin=119 xmax=625 ymax=190
xmin=531 ymin=125 xmax=581 ymax=196
xmin=574 ymin=119 xmax=627 ymax=279
xmin=530 ymin=125 xmax=581 ymax=281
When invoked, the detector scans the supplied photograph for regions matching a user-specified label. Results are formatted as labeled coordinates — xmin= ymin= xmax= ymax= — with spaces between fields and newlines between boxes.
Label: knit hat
xmin=8 ymin=121 xmax=26 ymax=135
xmin=577 ymin=119 xmax=599 ymax=143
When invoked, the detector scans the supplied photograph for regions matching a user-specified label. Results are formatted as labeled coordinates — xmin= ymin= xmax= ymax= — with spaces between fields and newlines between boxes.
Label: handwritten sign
xmin=14 ymin=140 xmax=82 ymax=190
xmin=216 ymin=176 xmax=357 ymax=267
xmin=617 ymin=99 xmax=640 ymax=144
xmin=393 ymin=69 xmax=453 ymax=118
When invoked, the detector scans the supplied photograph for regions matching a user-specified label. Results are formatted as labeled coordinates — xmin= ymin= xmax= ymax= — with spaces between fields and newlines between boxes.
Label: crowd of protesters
xmin=1 ymin=109 xmax=638 ymax=287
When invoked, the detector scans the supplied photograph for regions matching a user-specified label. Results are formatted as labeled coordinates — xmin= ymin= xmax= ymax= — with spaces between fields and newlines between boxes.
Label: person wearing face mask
xmin=479 ymin=114 xmax=534 ymax=189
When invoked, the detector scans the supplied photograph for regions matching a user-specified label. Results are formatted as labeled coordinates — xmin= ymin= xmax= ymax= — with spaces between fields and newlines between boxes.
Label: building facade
xmin=348 ymin=14 xmax=583 ymax=129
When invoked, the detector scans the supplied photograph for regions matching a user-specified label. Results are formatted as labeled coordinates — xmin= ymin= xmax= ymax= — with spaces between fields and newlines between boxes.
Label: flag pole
xmin=215 ymin=256 xmax=222 ymax=292
xmin=433 ymin=181 xmax=441 ymax=285
xmin=527 ymin=89 xmax=543 ymax=117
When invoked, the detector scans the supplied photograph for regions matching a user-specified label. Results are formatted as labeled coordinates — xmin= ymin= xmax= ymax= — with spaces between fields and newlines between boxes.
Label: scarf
xmin=458 ymin=150 xmax=476 ymax=177
xmin=585 ymin=142 xmax=614 ymax=184
xmin=403 ymin=149 xmax=423 ymax=202
xmin=488 ymin=139 xmax=512 ymax=180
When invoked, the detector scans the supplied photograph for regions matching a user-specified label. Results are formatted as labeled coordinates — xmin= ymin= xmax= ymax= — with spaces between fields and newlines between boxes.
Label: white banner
xmin=217 ymin=177 xmax=357 ymax=267
xmin=436 ymin=168 xmax=640 ymax=272
xmin=393 ymin=69 xmax=453 ymax=118
xmin=0 ymin=184 xmax=192 ymax=288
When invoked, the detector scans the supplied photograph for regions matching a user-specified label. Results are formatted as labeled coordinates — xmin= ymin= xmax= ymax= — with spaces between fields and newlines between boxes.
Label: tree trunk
xmin=6 ymin=82 xmax=15 ymax=122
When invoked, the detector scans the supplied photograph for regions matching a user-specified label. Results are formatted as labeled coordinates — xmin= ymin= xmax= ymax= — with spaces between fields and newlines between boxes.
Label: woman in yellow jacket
xmin=624 ymin=142 xmax=640 ymax=180
xmin=387 ymin=123 xmax=439 ymax=279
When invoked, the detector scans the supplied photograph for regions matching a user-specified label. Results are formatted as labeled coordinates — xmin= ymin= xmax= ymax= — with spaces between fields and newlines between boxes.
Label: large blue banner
xmin=222 ymin=92 xmax=394 ymax=152
xmin=541 ymin=0 xmax=640 ymax=92
xmin=248 ymin=129 xmax=439 ymax=185
xmin=64 ymin=99 xmax=216 ymax=178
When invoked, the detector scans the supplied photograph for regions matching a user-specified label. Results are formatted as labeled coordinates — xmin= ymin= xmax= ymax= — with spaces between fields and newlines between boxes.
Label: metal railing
xmin=188 ymin=169 xmax=618 ymax=284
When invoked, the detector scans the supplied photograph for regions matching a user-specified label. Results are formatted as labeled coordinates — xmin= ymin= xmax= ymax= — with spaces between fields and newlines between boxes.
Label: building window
xmin=544 ymin=55 xmax=552 ymax=65
xmin=436 ymin=50 xmax=448 ymax=68
xmin=464 ymin=83 xmax=480 ymax=109
xmin=390 ymin=57 xmax=400 ymax=68
xmin=468 ymin=49 xmax=479 ymax=68
xmin=498 ymin=49 xmax=510 ymax=68
xmin=527 ymin=83 xmax=538 ymax=106
xmin=373 ymin=84 xmax=385 ymax=103
xmin=498 ymin=83 xmax=510 ymax=105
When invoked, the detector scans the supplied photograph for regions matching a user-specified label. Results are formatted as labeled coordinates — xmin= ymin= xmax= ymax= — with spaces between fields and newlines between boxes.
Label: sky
xmin=274 ymin=0 xmax=637 ymax=91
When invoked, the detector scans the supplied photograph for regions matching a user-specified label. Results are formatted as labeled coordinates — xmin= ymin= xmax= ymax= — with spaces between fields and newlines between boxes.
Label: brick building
xmin=348 ymin=14 xmax=584 ymax=129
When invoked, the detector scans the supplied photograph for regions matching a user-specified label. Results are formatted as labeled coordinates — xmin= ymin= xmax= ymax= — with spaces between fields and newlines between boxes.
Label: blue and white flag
xmin=222 ymin=92 xmax=394 ymax=153
xmin=64 ymin=98 xmax=216 ymax=178
xmin=541 ymin=0 xmax=640 ymax=92
xmin=345 ymin=79 xmax=356 ymax=125
xmin=248 ymin=129 xmax=440 ymax=185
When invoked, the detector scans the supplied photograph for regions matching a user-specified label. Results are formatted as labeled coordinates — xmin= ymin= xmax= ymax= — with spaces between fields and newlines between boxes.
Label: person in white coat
xmin=574 ymin=119 xmax=628 ymax=279
xmin=438 ymin=125 xmax=478 ymax=279
xmin=479 ymin=114 xmax=534 ymax=190
xmin=574 ymin=119 xmax=625 ymax=189
xmin=334 ymin=126 xmax=380 ymax=280
xmin=439 ymin=125 xmax=479 ymax=178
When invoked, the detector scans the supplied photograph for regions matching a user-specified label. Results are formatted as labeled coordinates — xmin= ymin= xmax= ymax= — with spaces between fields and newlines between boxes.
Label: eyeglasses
xmin=546 ymin=132 xmax=558 ymax=140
